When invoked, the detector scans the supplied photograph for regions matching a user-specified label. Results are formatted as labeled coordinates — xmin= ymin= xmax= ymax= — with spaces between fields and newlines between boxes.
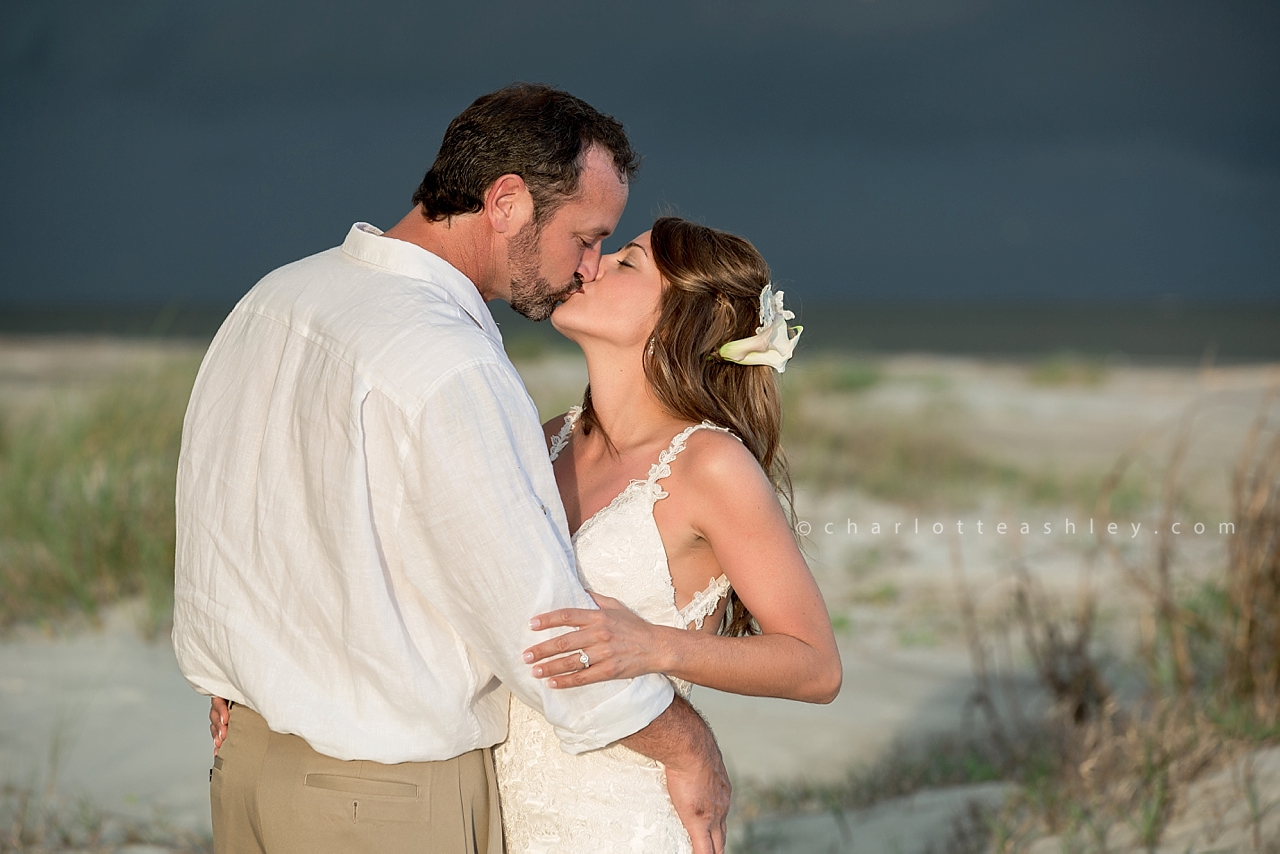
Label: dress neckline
xmin=570 ymin=480 xmax=645 ymax=542
xmin=551 ymin=407 xmax=732 ymax=540
xmin=550 ymin=407 xmax=737 ymax=629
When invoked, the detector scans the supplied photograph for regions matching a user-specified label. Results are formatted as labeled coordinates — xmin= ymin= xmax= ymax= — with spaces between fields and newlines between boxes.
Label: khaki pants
xmin=211 ymin=705 xmax=502 ymax=854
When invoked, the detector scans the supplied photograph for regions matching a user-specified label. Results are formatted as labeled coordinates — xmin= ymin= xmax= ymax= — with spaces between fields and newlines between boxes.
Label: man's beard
xmin=506 ymin=221 xmax=581 ymax=322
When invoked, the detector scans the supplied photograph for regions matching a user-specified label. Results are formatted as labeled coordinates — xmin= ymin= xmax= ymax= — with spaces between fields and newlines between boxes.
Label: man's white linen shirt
xmin=173 ymin=222 xmax=674 ymax=763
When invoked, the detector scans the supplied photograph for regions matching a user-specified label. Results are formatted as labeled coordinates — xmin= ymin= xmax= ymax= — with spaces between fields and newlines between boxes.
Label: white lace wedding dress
xmin=494 ymin=407 xmax=735 ymax=853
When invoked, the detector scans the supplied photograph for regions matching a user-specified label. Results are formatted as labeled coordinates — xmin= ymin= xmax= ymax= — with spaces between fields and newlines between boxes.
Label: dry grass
xmin=1224 ymin=390 xmax=1280 ymax=711
xmin=960 ymin=389 xmax=1280 ymax=851
xmin=736 ymin=385 xmax=1280 ymax=851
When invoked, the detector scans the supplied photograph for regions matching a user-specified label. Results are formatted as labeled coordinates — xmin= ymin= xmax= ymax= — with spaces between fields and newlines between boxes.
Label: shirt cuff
xmin=550 ymin=673 xmax=675 ymax=755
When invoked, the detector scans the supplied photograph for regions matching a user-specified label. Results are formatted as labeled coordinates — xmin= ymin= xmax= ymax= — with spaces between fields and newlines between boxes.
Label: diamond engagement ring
xmin=579 ymin=650 xmax=591 ymax=669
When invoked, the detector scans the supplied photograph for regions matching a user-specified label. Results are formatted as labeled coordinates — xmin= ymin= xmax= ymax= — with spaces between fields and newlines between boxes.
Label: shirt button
xmin=541 ymin=504 xmax=547 ymax=515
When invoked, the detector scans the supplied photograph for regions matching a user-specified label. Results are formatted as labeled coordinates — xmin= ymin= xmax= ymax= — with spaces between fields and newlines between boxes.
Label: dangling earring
xmin=646 ymin=336 xmax=656 ymax=358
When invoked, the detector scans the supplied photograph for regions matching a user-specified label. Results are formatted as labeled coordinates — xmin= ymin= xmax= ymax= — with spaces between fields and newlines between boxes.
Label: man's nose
xmin=578 ymin=245 xmax=603 ymax=283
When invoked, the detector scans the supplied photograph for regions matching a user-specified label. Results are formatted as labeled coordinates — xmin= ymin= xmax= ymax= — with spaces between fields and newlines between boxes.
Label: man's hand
xmin=664 ymin=747 xmax=731 ymax=854
xmin=209 ymin=697 xmax=230 ymax=756
xmin=620 ymin=696 xmax=730 ymax=854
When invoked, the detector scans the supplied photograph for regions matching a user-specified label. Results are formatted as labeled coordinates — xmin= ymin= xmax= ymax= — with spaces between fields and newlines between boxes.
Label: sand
xmin=0 ymin=609 xmax=212 ymax=833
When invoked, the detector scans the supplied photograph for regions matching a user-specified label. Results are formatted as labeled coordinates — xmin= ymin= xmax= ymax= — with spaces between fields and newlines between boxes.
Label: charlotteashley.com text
xmin=793 ymin=517 xmax=1236 ymax=538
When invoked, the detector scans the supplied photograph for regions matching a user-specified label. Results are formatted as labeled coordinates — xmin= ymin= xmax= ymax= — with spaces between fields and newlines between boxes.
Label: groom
xmin=173 ymin=84 xmax=729 ymax=853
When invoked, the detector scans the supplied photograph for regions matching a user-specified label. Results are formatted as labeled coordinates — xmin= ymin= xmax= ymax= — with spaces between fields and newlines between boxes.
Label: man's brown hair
xmin=413 ymin=83 xmax=640 ymax=225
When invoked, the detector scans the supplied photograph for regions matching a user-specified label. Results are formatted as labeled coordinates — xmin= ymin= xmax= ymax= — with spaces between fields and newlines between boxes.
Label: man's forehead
xmin=563 ymin=152 xmax=628 ymax=234
xmin=581 ymin=196 xmax=627 ymax=237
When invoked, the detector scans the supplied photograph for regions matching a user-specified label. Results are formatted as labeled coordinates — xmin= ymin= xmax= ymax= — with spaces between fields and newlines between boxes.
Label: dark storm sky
xmin=1 ymin=0 xmax=1277 ymax=304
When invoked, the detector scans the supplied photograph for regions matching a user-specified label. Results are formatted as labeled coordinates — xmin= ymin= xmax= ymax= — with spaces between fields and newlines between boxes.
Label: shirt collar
xmin=340 ymin=222 xmax=503 ymax=344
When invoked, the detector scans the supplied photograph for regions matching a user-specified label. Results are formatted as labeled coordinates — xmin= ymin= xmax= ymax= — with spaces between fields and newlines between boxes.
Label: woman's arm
xmin=526 ymin=434 xmax=842 ymax=704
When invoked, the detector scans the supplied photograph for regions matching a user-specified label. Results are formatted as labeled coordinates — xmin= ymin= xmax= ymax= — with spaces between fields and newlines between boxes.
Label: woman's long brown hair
xmin=577 ymin=216 xmax=795 ymax=637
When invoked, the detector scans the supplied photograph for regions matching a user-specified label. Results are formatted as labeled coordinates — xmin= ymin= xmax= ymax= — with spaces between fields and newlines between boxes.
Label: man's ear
xmin=485 ymin=174 xmax=534 ymax=236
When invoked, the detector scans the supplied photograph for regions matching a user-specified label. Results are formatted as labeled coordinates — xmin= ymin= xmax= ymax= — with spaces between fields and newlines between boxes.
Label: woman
xmin=493 ymin=216 xmax=840 ymax=852
xmin=210 ymin=217 xmax=840 ymax=852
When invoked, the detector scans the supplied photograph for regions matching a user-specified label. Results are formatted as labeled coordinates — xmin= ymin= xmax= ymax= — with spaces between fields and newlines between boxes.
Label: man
xmin=173 ymin=84 xmax=729 ymax=853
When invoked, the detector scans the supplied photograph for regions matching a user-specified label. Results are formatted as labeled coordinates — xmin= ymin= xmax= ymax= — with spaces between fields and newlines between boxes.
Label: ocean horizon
xmin=2 ymin=299 xmax=1278 ymax=363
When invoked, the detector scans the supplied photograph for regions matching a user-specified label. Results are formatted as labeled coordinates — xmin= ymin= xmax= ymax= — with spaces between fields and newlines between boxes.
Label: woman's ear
xmin=484 ymin=174 xmax=534 ymax=236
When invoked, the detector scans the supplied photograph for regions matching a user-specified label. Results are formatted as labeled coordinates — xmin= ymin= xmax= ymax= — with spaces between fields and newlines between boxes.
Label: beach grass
xmin=0 ymin=780 xmax=211 ymax=853
xmin=0 ymin=345 xmax=1160 ymax=635
xmin=1027 ymin=352 xmax=1110 ymax=387
xmin=735 ymin=730 xmax=1010 ymax=820
xmin=0 ymin=357 xmax=200 ymax=636
xmin=1 ymin=332 xmax=1274 ymax=851
xmin=779 ymin=361 xmax=1153 ymax=512
xmin=737 ymin=390 xmax=1280 ymax=850
xmin=951 ymin=395 xmax=1280 ymax=849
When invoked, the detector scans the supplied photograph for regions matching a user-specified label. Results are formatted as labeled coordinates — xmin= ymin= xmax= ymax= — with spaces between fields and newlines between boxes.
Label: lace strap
xmin=678 ymin=574 xmax=733 ymax=630
xmin=644 ymin=422 xmax=739 ymax=491
xmin=548 ymin=406 xmax=582 ymax=462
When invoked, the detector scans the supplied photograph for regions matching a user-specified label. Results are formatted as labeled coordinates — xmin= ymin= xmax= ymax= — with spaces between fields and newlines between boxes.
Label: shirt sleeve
xmin=381 ymin=358 xmax=674 ymax=754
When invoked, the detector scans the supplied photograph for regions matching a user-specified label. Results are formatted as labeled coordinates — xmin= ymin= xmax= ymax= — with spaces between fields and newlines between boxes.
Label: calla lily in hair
xmin=717 ymin=284 xmax=803 ymax=373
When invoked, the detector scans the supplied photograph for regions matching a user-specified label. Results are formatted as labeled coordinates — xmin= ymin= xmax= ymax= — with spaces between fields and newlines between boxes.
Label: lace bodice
xmin=556 ymin=407 xmax=735 ymax=646
xmin=494 ymin=408 xmax=737 ymax=853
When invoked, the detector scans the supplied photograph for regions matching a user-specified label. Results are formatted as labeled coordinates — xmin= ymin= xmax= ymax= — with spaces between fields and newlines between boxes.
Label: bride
xmin=494 ymin=216 xmax=841 ymax=852
xmin=209 ymin=216 xmax=840 ymax=852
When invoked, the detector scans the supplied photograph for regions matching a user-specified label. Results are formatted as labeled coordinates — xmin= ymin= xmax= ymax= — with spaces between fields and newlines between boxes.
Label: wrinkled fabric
xmin=173 ymin=223 xmax=672 ymax=764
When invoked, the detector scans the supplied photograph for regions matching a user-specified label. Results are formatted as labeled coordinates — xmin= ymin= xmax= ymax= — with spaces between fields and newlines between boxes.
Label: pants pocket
xmin=302 ymin=773 xmax=426 ymax=824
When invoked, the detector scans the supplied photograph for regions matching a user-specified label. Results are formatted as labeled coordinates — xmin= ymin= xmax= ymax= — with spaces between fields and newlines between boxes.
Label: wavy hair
xmin=578 ymin=216 xmax=795 ymax=637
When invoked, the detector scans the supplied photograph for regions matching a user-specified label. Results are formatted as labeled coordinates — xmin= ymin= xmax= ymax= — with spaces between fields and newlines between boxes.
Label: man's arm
xmin=385 ymin=359 xmax=673 ymax=750
xmin=621 ymin=696 xmax=730 ymax=854
xmin=405 ymin=363 xmax=729 ymax=851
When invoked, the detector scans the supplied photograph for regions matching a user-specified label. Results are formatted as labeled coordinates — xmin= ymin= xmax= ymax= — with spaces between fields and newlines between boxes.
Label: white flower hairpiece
xmin=716 ymin=283 xmax=803 ymax=373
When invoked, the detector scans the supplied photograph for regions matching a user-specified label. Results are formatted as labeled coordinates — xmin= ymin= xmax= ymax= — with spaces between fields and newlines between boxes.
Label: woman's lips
xmin=553 ymin=281 xmax=584 ymax=308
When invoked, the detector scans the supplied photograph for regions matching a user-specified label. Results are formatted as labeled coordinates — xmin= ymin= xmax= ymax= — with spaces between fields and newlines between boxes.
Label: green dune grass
xmin=0 ymin=357 xmax=200 ymax=635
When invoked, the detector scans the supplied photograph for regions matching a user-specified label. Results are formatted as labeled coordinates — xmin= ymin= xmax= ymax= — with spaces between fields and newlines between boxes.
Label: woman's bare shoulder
xmin=667 ymin=427 xmax=788 ymax=545
xmin=677 ymin=427 xmax=770 ymax=493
